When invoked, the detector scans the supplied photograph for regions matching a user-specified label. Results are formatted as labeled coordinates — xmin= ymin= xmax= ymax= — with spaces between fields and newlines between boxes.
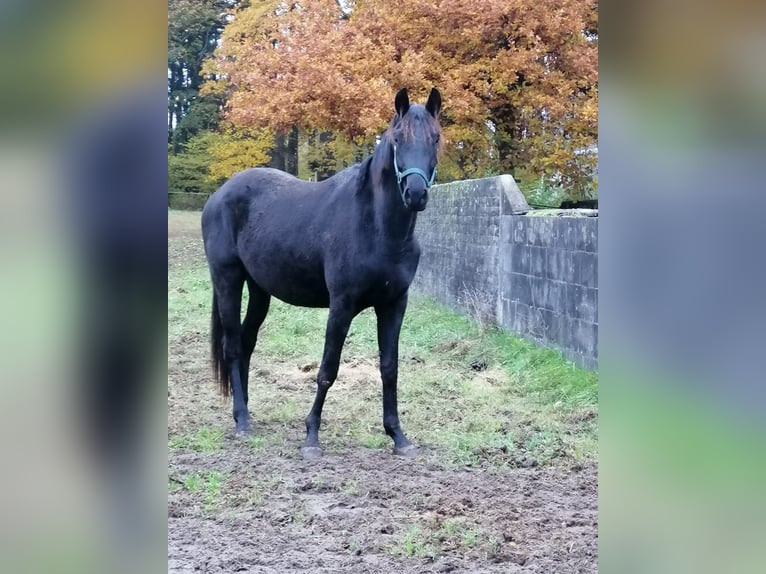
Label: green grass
xmin=358 ymin=432 xmax=389 ymax=450
xmin=167 ymin=267 xmax=213 ymax=339
xmin=461 ymin=527 xmax=483 ymax=548
xmin=397 ymin=298 xmax=596 ymax=410
xmin=395 ymin=525 xmax=436 ymax=559
xmin=340 ymin=479 xmax=360 ymax=496
xmin=261 ymin=398 xmax=299 ymax=425
xmin=246 ymin=435 xmax=268 ymax=450
xmin=391 ymin=520 xmax=495 ymax=559
xmin=168 ymin=216 xmax=597 ymax=468
xmin=289 ymin=508 xmax=307 ymax=524
xmin=179 ymin=471 xmax=228 ymax=508
xmin=169 ymin=426 xmax=225 ymax=452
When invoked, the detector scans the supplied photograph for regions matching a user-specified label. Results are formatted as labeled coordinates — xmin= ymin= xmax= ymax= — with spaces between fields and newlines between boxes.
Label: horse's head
xmin=389 ymin=87 xmax=442 ymax=212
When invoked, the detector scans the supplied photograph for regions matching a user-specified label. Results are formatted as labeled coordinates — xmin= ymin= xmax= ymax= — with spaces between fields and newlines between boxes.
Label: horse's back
xmin=204 ymin=167 xmax=308 ymax=210
xmin=202 ymin=165 xmax=365 ymax=307
xmin=204 ymin=166 xmax=361 ymax=217
xmin=203 ymin=168 xmax=318 ymax=241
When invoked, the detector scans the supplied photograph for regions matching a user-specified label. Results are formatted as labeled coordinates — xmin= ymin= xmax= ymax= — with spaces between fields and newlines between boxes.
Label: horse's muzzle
xmin=404 ymin=187 xmax=428 ymax=211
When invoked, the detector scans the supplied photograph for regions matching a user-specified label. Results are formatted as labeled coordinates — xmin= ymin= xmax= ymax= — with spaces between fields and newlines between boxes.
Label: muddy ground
xmin=168 ymin=210 xmax=597 ymax=573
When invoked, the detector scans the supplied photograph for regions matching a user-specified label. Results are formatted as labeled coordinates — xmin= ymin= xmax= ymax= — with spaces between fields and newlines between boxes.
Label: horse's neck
xmin=369 ymin=141 xmax=417 ymax=244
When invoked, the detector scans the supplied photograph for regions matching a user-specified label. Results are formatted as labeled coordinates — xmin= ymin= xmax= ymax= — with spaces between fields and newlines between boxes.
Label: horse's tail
xmin=211 ymin=291 xmax=230 ymax=397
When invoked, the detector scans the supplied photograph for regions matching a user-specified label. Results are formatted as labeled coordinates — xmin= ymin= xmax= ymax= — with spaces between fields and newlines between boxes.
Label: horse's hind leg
xmin=240 ymin=278 xmax=271 ymax=406
xmin=211 ymin=264 xmax=251 ymax=437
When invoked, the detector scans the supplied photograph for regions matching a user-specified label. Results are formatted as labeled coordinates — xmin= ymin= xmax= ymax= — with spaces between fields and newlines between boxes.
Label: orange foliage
xmin=205 ymin=0 xmax=597 ymax=188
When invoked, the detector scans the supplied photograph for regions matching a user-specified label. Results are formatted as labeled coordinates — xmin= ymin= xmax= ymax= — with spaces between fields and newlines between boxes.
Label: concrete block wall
xmin=413 ymin=175 xmax=598 ymax=369
xmin=498 ymin=216 xmax=598 ymax=369
xmin=414 ymin=177 xmax=501 ymax=310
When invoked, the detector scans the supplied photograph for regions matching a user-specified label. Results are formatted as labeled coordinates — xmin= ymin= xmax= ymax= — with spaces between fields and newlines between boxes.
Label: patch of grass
xmin=393 ymin=296 xmax=597 ymax=466
xmin=181 ymin=471 xmax=228 ymax=508
xmin=183 ymin=473 xmax=203 ymax=492
xmin=437 ymin=520 xmax=476 ymax=543
xmin=404 ymin=296 xmax=597 ymax=409
xmin=290 ymin=510 xmax=307 ymax=524
xmin=311 ymin=475 xmax=329 ymax=489
xmin=392 ymin=520 xmax=495 ymax=559
xmin=395 ymin=525 xmax=436 ymax=559
xmin=440 ymin=519 xmax=461 ymax=536
xmin=340 ymin=479 xmax=359 ymax=496
xmin=435 ymin=520 xmax=493 ymax=554
xmin=358 ymin=432 xmax=389 ymax=450
xmin=461 ymin=527 xmax=483 ymax=548
xmin=262 ymin=399 xmax=299 ymax=424
xmin=258 ymin=303 xmax=328 ymax=360
xmin=169 ymin=427 xmax=225 ymax=452
xmin=246 ymin=435 xmax=268 ymax=450
xmin=168 ymin=267 xmax=213 ymax=339
xmin=486 ymin=536 xmax=502 ymax=559
xmin=523 ymin=429 xmax=558 ymax=457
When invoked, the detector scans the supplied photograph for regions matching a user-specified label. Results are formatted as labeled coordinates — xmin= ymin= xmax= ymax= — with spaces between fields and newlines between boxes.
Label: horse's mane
xmin=317 ymin=155 xmax=373 ymax=193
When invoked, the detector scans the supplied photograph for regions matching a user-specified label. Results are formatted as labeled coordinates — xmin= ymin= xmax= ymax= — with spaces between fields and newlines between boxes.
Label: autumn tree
xmin=208 ymin=127 xmax=275 ymax=181
xmin=169 ymin=0 xmax=278 ymax=196
xmin=204 ymin=0 xmax=598 ymax=195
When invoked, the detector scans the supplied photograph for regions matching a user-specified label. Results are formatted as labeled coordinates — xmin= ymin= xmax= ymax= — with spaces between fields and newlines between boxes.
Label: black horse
xmin=202 ymin=88 xmax=442 ymax=459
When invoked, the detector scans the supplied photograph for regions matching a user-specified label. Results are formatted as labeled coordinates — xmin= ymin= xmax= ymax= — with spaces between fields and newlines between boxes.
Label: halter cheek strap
xmin=393 ymin=145 xmax=436 ymax=207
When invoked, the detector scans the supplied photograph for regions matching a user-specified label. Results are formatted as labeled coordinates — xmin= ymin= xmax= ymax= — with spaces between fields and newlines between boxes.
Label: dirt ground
xmin=168 ymin=210 xmax=597 ymax=573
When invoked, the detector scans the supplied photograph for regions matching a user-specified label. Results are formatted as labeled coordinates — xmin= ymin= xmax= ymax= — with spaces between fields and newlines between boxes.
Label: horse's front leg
xmin=302 ymin=298 xmax=355 ymax=460
xmin=375 ymin=293 xmax=416 ymax=457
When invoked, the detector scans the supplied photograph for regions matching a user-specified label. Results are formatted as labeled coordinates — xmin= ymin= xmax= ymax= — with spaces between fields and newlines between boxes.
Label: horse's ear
xmin=426 ymin=87 xmax=442 ymax=118
xmin=395 ymin=88 xmax=410 ymax=117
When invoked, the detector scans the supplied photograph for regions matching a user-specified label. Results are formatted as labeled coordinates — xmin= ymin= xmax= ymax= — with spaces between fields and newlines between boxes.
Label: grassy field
xmin=168 ymin=211 xmax=596 ymax=467
xmin=168 ymin=209 xmax=598 ymax=573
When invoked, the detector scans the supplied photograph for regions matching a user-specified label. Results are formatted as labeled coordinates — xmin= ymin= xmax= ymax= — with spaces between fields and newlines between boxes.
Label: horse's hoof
xmin=301 ymin=446 xmax=323 ymax=461
xmin=393 ymin=444 xmax=418 ymax=458
xmin=234 ymin=427 xmax=253 ymax=440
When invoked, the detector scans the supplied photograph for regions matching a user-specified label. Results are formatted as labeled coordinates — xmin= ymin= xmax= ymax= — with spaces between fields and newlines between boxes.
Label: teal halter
xmin=393 ymin=144 xmax=436 ymax=207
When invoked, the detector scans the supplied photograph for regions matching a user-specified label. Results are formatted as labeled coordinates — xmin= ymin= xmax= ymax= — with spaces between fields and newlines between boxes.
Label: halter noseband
xmin=393 ymin=144 xmax=436 ymax=208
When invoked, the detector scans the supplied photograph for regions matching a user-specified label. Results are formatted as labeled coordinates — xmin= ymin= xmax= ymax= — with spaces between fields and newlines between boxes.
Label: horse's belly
xmin=247 ymin=266 xmax=330 ymax=308
xmin=273 ymin=287 xmax=330 ymax=308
